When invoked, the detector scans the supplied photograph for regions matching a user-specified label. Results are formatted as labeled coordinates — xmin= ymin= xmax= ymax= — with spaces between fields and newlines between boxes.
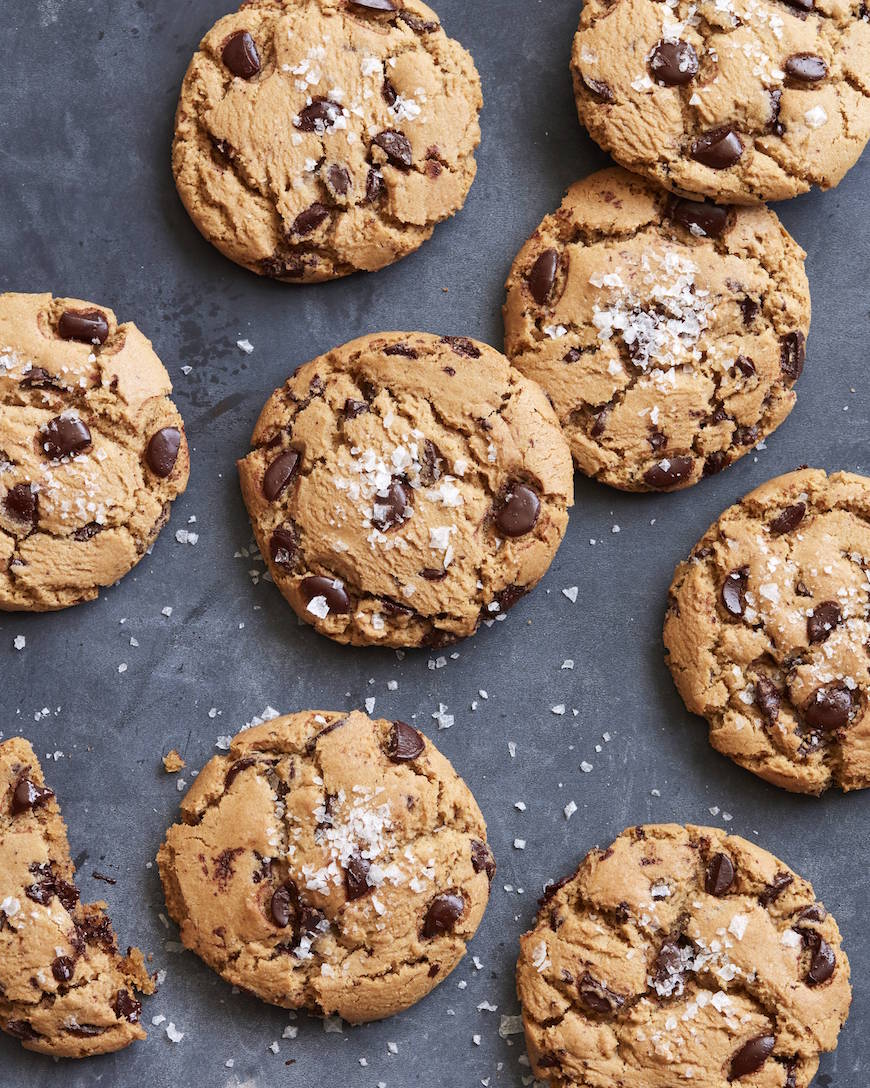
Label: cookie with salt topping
xmin=666 ymin=468 xmax=870 ymax=793
xmin=157 ymin=709 xmax=495 ymax=1021
xmin=503 ymin=168 xmax=810 ymax=492
xmin=571 ymin=0 xmax=870 ymax=203
xmin=517 ymin=824 xmax=851 ymax=1088
xmin=237 ymin=332 xmax=574 ymax=647
xmin=172 ymin=0 xmax=482 ymax=282
xmin=0 ymin=292 xmax=189 ymax=611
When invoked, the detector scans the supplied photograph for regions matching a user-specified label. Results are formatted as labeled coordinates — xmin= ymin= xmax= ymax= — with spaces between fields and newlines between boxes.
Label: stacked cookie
xmin=1 ymin=0 xmax=869 ymax=1084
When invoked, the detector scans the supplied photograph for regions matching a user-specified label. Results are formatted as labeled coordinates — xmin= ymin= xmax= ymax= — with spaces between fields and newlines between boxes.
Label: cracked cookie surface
xmin=0 ymin=739 xmax=153 ymax=1058
xmin=665 ymin=468 xmax=870 ymax=793
xmin=571 ymin=0 xmax=870 ymax=203
xmin=172 ymin=0 xmax=482 ymax=282
xmin=0 ymin=292 xmax=189 ymax=611
xmin=517 ymin=823 xmax=851 ymax=1088
xmin=237 ymin=332 xmax=574 ymax=647
xmin=503 ymin=169 xmax=809 ymax=492
xmin=157 ymin=710 xmax=495 ymax=1021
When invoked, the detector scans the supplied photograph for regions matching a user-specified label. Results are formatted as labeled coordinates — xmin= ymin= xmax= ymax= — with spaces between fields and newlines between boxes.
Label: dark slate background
xmin=1 ymin=1 xmax=868 ymax=1085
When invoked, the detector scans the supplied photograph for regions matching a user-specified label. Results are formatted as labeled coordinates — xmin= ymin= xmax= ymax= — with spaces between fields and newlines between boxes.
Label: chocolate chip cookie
xmin=571 ymin=0 xmax=870 ymax=203
xmin=665 ymin=468 xmax=870 ymax=793
xmin=0 ymin=292 xmax=189 ymax=611
xmin=173 ymin=0 xmax=482 ymax=282
xmin=503 ymin=168 xmax=809 ymax=492
xmin=237 ymin=332 xmax=574 ymax=647
xmin=518 ymin=824 xmax=851 ymax=1088
xmin=0 ymin=739 xmax=153 ymax=1057
xmin=157 ymin=710 xmax=495 ymax=1021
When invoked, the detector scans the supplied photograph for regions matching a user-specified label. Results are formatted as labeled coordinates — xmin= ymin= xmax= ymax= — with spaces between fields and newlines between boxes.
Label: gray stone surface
xmin=1 ymin=1 xmax=867 ymax=1085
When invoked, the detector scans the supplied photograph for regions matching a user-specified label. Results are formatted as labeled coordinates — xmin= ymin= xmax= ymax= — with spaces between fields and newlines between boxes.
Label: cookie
xmin=665 ymin=468 xmax=870 ymax=794
xmin=237 ymin=332 xmax=574 ymax=647
xmin=503 ymin=168 xmax=810 ymax=492
xmin=517 ymin=824 xmax=851 ymax=1088
xmin=0 ymin=739 xmax=153 ymax=1057
xmin=157 ymin=709 xmax=495 ymax=1022
xmin=172 ymin=0 xmax=482 ymax=282
xmin=0 ymin=292 xmax=189 ymax=611
xmin=571 ymin=0 xmax=870 ymax=204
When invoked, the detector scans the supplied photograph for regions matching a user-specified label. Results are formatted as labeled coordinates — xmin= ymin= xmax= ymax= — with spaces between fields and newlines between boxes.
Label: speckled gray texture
xmin=0 ymin=1 xmax=868 ymax=1086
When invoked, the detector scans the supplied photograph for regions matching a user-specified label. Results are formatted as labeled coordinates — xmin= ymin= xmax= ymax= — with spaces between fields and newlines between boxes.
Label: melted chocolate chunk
xmin=649 ymin=40 xmax=699 ymax=85
xmin=755 ymin=676 xmax=781 ymax=725
xmin=705 ymin=852 xmax=735 ymax=896
xmin=270 ymin=881 xmax=296 ymax=928
xmin=344 ymin=855 xmax=371 ymax=900
xmin=296 ymin=98 xmax=342 ymax=132
xmin=4 ymin=483 xmax=37 ymax=526
xmin=528 ymin=249 xmax=559 ymax=305
xmin=292 ymin=203 xmax=329 ymax=236
xmin=58 ymin=309 xmax=109 ymax=344
xmin=670 ymin=198 xmax=730 ymax=237
xmin=224 ymin=757 xmax=256 ymax=790
xmin=441 ymin=336 xmax=480 ymax=358
xmin=222 ymin=30 xmax=260 ymax=79
xmin=644 ymin=456 xmax=693 ymax=489
xmin=729 ymin=1035 xmax=775 ymax=1079
xmin=785 ymin=53 xmax=828 ymax=82
xmin=721 ymin=567 xmax=749 ymax=617
xmin=52 ymin=955 xmax=75 ymax=983
xmin=780 ymin=332 xmax=805 ymax=381
xmin=422 ymin=891 xmax=464 ymax=937
xmin=42 ymin=415 xmax=91 ymax=460
xmin=759 ymin=871 xmax=793 ymax=907
xmin=372 ymin=129 xmax=412 ymax=168
xmin=495 ymin=483 xmax=540 ymax=537
xmin=804 ymin=683 xmax=853 ymax=731
xmin=113 ymin=989 xmax=141 ymax=1022
xmin=270 ymin=526 xmax=299 ymax=571
xmin=325 ymin=163 xmax=352 ymax=197
xmin=300 ymin=576 xmax=350 ymax=615
xmin=470 ymin=839 xmax=496 ymax=881
xmin=146 ymin=427 xmax=181 ymax=477
xmin=371 ymin=479 xmax=411 ymax=531
xmin=581 ymin=74 xmax=615 ymax=103
xmin=387 ymin=721 xmax=425 ymax=762
xmin=807 ymin=601 xmax=841 ymax=644
xmin=770 ymin=502 xmax=805 ymax=535
xmin=802 ymin=930 xmax=835 ymax=985
xmin=11 ymin=775 xmax=55 ymax=815
xmin=365 ymin=167 xmax=385 ymax=203
xmin=262 ymin=449 xmax=300 ymax=501
xmin=577 ymin=971 xmax=625 ymax=1015
xmin=691 ymin=127 xmax=744 ymax=169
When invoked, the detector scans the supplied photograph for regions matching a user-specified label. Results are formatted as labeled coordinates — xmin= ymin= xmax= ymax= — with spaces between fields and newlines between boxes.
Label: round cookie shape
xmin=571 ymin=0 xmax=870 ymax=204
xmin=237 ymin=332 xmax=574 ymax=647
xmin=517 ymin=824 xmax=851 ymax=1088
xmin=157 ymin=710 xmax=496 ymax=1021
xmin=0 ymin=293 xmax=189 ymax=611
xmin=665 ymin=468 xmax=870 ymax=794
xmin=503 ymin=169 xmax=809 ymax=492
xmin=172 ymin=0 xmax=482 ymax=282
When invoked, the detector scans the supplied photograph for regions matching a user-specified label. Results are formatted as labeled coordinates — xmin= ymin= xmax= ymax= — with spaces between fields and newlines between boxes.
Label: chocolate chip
xmin=780 ymin=332 xmax=805 ymax=381
xmin=372 ymin=129 xmax=413 ymax=169
xmin=42 ymin=415 xmax=91 ymax=459
xmin=5 ymin=1020 xmax=39 ymax=1041
xmin=384 ymin=342 xmax=419 ymax=359
xmin=224 ymin=756 xmax=256 ymax=790
xmin=804 ymin=683 xmax=853 ymax=731
xmin=306 ymin=719 xmax=347 ymax=754
xmin=643 ymin=455 xmax=693 ymax=489
xmin=422 ymin=891 xmax=464 ymax=937
xmin=768 ymin=89 xmax=785 ymax=137
xmin=292 ymin=203 xmax=329 ymax=236
xmin=113 ymin=989 xmax=141 ymax=1022
xmin=807 ymin=601 xmax=841 ymax=644
xmin=365 ymin=167 xmax=385 ymax=203
xmin=470 ymin=839 xmax=496 ymax=881
xmin=803 ymin=931 xmax=835 ymax=985
xmin=798 ymin=902 xmax=827 ymax=923
xmin=441 ymin=335 xmax=480 ymax=359
xmin=11 ymin=775 xmax=54 ymax=815
xmin=770 ymin=502 xmax=806 ymax=535
xmin=670 ymin=197 xmax=730 ymax=237
xmin=349 ymin=0 xmax=397 ymax=8
xmin=67 ymin=1024 xmax=106 ymax=1038
xmin=755 ymin=676 xmax=781 ymax=725
xmin=495 ymin=483 xmax=540 ymax=537
xmin=729 ymin=1035 xmax=775 ymax=1079
xmin=421 ymin=567 xmax=447 ymax=581
xmin=296 ymin=98 xmax=342 ymax=132
xmin=734 ymin=423 xmax=759 ymax=447
xmin=270 ymin=882 xmax=295 ymax=928
xmin=733 ymin=356 xmax=756 ymax=378
xmin=722 ymin=567 xmax=749 ymax=617
xmin=270 ymin=526 xmax=298 ymax=571
xmin=372 ymin=479 xmax=410 ymax=531
xmin=397 ymin=11 xmax=439 ymax=31
xmin=705 ymin=852 xmax=735 ymax=896
xmin=52 ymin=956 xmax=75 ymax=983
xmin=580 ymin=74 xmax=614 ymax=103
xmin=577 ymin=971 xmax=625 ymax=1015
xmin=300 ymin=575 xmax=350 ymax=615
xmin=58 ymin=309 xmax=109 ymax=345
xmin=783 ymin=0 xmax=813 ymax=8
xmin=262 ymin=449 xmax=300 ymax=501
xmin=649 ymin=430 xmax=667 ymax=451
xmin=703 ymin=451 xmax=727 ymax=477
xmin=590 ymin=409 xmax=607 ymax=437
xmin=785 ymin=53 xmax=828 ymax=82
xmin=381 ymin=77 xmax=398 ymax=106
xmin=222 ymin=29 xmax=260 ymax=79
xmin=759 ymin=871 xmax=793 ymax=907
xmin=325 ymin=164 xmax=352 ymax=197
xmin=528 ymin=249 xmax=559 ymax=306
xmin=739 ymin=296 xmax=760 ymax=325
xmin=343 ymin=398 xmax=368 ymax=419
xmin=4 ymin=483 xmax=37 ymax=526
xmin=387 ymin=721 xmax=425 ymax=762
xmin=691 ymin=127 xmax=744 ymax=169
xmin=146 ymin=427 xmax=181 ymax=477
xmin=344 ymin=856 xmax=371 ymax=900
xmin=649 ymin=40 xmax=699 ymax=85
xmin=21 ymin=367 xmax=60 ymax=389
